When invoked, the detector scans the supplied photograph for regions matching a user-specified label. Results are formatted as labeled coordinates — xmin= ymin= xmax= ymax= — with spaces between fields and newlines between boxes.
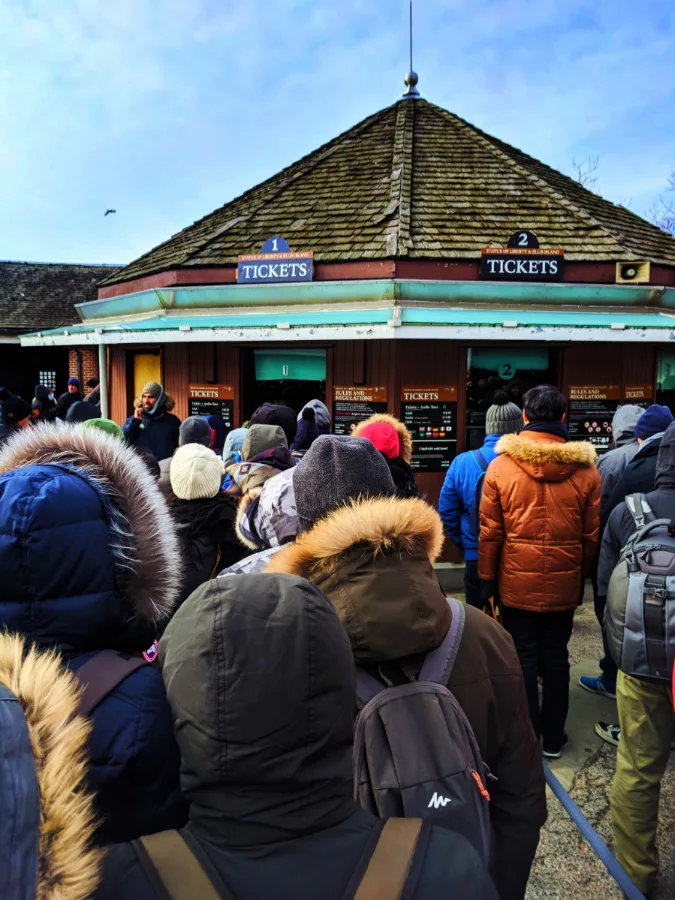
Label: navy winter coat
xmin=123 ymin=406 xmax=181 ymax=460
xmin=0 ymin=425 xmax=187 ymax=844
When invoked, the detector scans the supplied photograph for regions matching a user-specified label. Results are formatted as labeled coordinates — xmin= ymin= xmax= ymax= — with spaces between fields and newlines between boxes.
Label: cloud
xmin=0 ymin=0 xmax=673 ymax=264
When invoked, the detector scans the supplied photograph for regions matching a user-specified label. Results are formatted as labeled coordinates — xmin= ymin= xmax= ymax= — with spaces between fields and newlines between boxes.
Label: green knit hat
xmin=81 ymin=418 xmax=124 ymax=439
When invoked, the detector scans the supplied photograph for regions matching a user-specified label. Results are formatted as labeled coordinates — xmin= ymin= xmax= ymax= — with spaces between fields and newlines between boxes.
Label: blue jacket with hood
xmin=0 ymin=424 xmax=187 ymax=844
xmin=438 ymin=433 xmax=501 ymax=560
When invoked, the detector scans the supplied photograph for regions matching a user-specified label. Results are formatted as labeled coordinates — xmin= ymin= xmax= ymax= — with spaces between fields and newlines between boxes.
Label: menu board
xmin=188 ymin=384 xmax=235 ymax=433
xmin=333 ymin=386 xmax=388 ymax=435
xmin=401 ymin=385 xmax=458 ymax=472
xmin=624 ymin=384 xmax=653 ymax=409
xmin=568 ymin=385 xmax=620 ymax=453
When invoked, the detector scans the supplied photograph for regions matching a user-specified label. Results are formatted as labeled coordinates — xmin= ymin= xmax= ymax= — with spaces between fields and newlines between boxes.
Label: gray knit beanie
xmin=294 ymin=435 xmax=396 ymax=530
xmin=485 ymin=390 xmax=524 ymax=435
xmin=179 ymin=416 xmax=213 ymax=448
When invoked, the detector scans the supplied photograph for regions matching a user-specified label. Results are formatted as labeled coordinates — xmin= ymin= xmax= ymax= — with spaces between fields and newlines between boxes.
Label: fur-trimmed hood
xmin=268 ymin=497 xmax=450 ymax=663
xmin=0 ymin=424 xmax=180 ymax=629
xmin=133 ymin=392 xmax=175 ymax=413
xmin=496 ymin=431 xmax=597 ymax=483
xmin=353 ymin=413 xmax=413 ymax=464
xmin=0 ymin=633 xmax=99 ymax=900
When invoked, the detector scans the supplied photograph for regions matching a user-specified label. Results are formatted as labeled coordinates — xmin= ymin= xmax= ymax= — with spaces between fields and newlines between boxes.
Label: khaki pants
xmin=611 ymin=671 xmax=675 ymax=895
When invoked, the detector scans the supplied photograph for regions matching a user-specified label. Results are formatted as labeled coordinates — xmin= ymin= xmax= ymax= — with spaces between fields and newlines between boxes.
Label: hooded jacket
xmin=268 ymin=499 xmax=546 ymax=900
xmin=353 ymin=413 xmax=419 ymax=498
xmin=0 ymin=633 xmax=100 ymax=900
xmin=298 ymin=398 xmax=331 ymax=434
xmin=122 ymin=392 xmax=181 ymax=460
xmin=31 ymin=385 xmax=56 ymax=423
xmin=478 ymin=431 xmax=600 ymax=613
xmin=439 ymin=432 xmax=501 ymax=560
xmin=602 ymin=433 xmax=665 ymax=530
xmin=0 ymin=425 xmax=187 ymax=844
xmin=54 ymin=388 xmax=83 ymax=421
xmin=596 ymin=405 xmax=643 ymax=514
xmin=94 ymin=575 xmax=497 ymax=900
xmin=170 ymin=493 xmax=247 ymax=603
xmin=598 ymin=422 xmax=675 ymax=596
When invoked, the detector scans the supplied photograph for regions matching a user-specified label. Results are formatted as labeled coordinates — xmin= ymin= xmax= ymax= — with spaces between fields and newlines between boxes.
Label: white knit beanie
xmin=170 ymin=443 xmax=224 ymax=500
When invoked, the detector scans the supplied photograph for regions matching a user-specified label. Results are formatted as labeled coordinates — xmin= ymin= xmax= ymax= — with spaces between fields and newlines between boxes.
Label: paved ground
xmin=527 ymin=601 xmax=675 ymax=899
xmin=436 ymin=568 xmax=675 ymax=898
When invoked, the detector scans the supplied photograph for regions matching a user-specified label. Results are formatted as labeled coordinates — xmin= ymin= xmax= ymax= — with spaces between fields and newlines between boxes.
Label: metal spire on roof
xmin=402 ymin=0 xmax=420 ymax=98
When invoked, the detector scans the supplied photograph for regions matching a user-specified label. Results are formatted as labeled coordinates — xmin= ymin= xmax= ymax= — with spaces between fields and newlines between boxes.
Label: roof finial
xmin=403 ymin=0 xmax=420 ymax=98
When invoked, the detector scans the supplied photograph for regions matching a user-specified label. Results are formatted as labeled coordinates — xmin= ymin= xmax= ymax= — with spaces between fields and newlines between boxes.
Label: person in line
xmin=478 ymin=385 xmax=600 ymax=759
xmin=597 ymin=422 xmax=675 ymax=897
xmin=268 ymin=435 xmax=546 ymax=900
xmin=602 ymin=404 xmax=674 ymax=527
xmin=0 ymin=388 xmax=32 ymax=448
xmin=0 ymin=632 xmax=100 ymax=900
xmin=31 ymin=383 xmax=56 ymax=422
xmin=81 ymin=417 xmax=125 ymax=439
xmin=226 ymin=424 xmax=295 ymax=500
xmin=158 ymin=415 xmax=214 ymax=500
xmin=298 ymin=398 xmax=331 ymax=435
xmin=170 ymin=443 xmax=247 ymax=604
xmin=122 ymin=381 xmax=181 ymax=460
xmin=354 ymin=412 xmax=419 ymax=497
xmin=250 ymin=402 xmax=298 ymax=447
xmin=439 ymin=391 xmax=523 ymax=608
xmin=223 ymin=426 xmax=248 ymax=468
xmin=66 ymin=399 xmax=100 ymax=424
xmin=55 ymin=376 xmax=83 ymax=420
xmin=205 ymin=413 xmax=228 ymax=455
xmin=94 ymin=575 xmax=498 ymax=900
xmin=84 ymin=376 xmax=101 ymax=405
xmin=581 ymin=403 xmax=673 ymax=701
xmin=0 ymin=424 xmax=186 ymax=844
xmin=291 ymin=405 xmax=320 ymax=459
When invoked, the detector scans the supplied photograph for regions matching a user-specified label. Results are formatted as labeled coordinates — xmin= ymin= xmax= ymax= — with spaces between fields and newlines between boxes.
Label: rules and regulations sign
xmin=624 ymin=384 xmax=653 ymax=408
xmin=237 ymin=236 xmax=313 ymax=285
xmin=480 ymin=230 xmax=564 ymax=282
xmin=568 ymin=385 xmax=620 ymax=453
xmin=333 ymin=386 xmax=388 ymax=435
xmin=188 ymin=384 xmax=235 ymax=432
xmin=401 ymin=385 xmax=458 ymax=472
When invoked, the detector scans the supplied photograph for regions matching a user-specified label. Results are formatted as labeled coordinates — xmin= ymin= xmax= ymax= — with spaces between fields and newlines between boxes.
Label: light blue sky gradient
xmin=1 ymin=0 xmax=673 ymax=265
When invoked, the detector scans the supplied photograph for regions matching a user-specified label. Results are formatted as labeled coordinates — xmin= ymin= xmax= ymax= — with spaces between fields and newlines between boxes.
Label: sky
xmin=1 ymin=0 xmax=674 ymax=266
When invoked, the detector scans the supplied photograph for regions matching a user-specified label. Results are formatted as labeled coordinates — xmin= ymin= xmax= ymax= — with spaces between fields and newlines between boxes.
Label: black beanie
xmin=0 ymin=387 xmax=32 ymax=425
xmin=250 ymin=404 xmax=298 ymax=446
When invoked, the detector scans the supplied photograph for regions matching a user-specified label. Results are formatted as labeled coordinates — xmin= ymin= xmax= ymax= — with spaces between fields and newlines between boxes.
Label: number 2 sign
xmin=506 ymin=230 xmax=540 ymax=249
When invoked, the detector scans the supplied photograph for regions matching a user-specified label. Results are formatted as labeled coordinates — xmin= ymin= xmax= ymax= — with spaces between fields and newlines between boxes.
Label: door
xmin=133 ymin=352 xmax=161 ymax=402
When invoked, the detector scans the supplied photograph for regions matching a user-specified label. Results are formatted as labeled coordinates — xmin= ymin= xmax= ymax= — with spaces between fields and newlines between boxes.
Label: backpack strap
xmin=76 ymin=650 xmax=149 ymax=717
xmin=356 ymin=669 xmax=387 ymax=706
xmin=418 ymin=596 xmax=466 ymax=685
xmin=136 ymin=830 xmax=229 ymax=900
xmin=625 ymin=493 xmax=654 ymax=529
xmin=352 ymin=819 xmax=424 ymax=900
xmin=472 ymin=449 xmax=489 ymax=473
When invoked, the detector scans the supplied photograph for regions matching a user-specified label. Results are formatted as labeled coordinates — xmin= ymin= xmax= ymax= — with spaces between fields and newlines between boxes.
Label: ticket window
xmin=465 ymin=348 xmax=555 ymax=449
xmin=656 ymin=351 xmax=675 ymax=411
xmin=243 ymin=349 xmax=326 ymax=418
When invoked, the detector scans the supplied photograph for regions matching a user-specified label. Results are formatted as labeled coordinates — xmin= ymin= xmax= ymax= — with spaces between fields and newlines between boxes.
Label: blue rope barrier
xmin=544 ymin=762 xmax=645 ymax=900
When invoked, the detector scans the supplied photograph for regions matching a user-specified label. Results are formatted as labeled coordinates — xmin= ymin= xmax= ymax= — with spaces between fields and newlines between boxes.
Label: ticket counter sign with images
xmin=401 ymin=385 xmax=458 ymax=472
xmin=568 ymin=385 xmax=621 ymax=453
xmin=333 ymin=386 xmax=388 ymax=435
xmin=188 ymin=384 xmax=235 ymax=433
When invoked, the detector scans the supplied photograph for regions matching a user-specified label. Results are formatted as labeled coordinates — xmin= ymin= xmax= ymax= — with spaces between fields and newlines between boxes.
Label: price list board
xmin=188 ymin=384 xmax=235 ymax=433
xmin=568 ymin=385 xmax=620 ymax=454
xmin=401 ymin=385 xmax=458 ymax=472
xmin=333 ymin=387 xmax=388 ymax=435
xmin=624 ymin=384 xmax=653 ymax=409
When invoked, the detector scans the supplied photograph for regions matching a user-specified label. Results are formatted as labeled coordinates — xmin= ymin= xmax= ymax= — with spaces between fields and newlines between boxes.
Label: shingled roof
xmin=0 ymin=262 xmax=118 ymax=333
xmin=102 ymin=98 xmax=675 ymax=287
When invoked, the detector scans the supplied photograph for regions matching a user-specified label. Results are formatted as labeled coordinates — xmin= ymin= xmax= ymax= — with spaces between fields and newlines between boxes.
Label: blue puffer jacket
xmin=438 ymin=433 xmax=501 ymax=561
xmin=0 ymin=424 xmax=187 ymax=845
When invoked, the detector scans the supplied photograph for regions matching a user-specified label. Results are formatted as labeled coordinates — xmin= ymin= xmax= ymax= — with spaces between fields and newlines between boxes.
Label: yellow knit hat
xmin=170 ymin=443 xmax=224 ymax=500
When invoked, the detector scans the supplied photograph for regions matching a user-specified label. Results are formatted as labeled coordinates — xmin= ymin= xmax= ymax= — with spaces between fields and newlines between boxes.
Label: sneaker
xmin=543 ymin=733 xmax=569 ymax=759
xmin=579 ymin=675 xmax=617 ymax=699
xmin=595 ymin=722 xmax=621 ymax=746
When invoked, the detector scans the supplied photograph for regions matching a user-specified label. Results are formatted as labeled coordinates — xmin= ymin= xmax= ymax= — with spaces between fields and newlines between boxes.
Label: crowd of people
xmin=0 ymin=375 xmax=672 ymax=898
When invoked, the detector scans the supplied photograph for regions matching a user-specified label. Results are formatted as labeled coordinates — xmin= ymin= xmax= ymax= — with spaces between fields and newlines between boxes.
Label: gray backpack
xmin=353 ymin=597 xmax=492 ymax=865
xmin=606 ymin=493 xmax=675 ymax=683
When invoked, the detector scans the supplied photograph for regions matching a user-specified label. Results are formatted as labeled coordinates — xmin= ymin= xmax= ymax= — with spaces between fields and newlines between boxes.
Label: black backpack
xmin=468 ymin=450 xmax=489 ymax=540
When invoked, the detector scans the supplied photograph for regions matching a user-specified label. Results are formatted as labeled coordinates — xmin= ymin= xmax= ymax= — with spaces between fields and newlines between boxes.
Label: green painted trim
xmin=76 ymin=279 xmax=675 ymax=321
xmin=401 ymin=308 xmax=675 ymax=328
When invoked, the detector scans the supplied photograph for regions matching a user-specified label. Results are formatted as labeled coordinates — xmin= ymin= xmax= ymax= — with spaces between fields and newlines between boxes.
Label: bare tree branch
xmin=647 ymin=170 xmax=675 ymax=235
xmin=572 ymin=155 xmax=600 ymax=190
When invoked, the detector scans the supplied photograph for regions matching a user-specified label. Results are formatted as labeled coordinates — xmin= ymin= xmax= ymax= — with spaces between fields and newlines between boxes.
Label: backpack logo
xmin=428 ymin=792 xmax=452 ymax=809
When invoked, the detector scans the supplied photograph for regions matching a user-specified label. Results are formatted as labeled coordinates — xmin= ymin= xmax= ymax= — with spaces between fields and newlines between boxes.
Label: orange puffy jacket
xmin=478 ymin=430 xmax=601 ymax=613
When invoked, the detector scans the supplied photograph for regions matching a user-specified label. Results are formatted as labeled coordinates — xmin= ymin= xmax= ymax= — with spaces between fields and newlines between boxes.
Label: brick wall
xmin=68 ymin=348 xmax=99 ymax=388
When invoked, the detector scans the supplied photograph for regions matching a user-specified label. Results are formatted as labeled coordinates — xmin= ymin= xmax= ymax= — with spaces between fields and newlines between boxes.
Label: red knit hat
xmin=358 ymin=421 xmax=400 ymax=459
